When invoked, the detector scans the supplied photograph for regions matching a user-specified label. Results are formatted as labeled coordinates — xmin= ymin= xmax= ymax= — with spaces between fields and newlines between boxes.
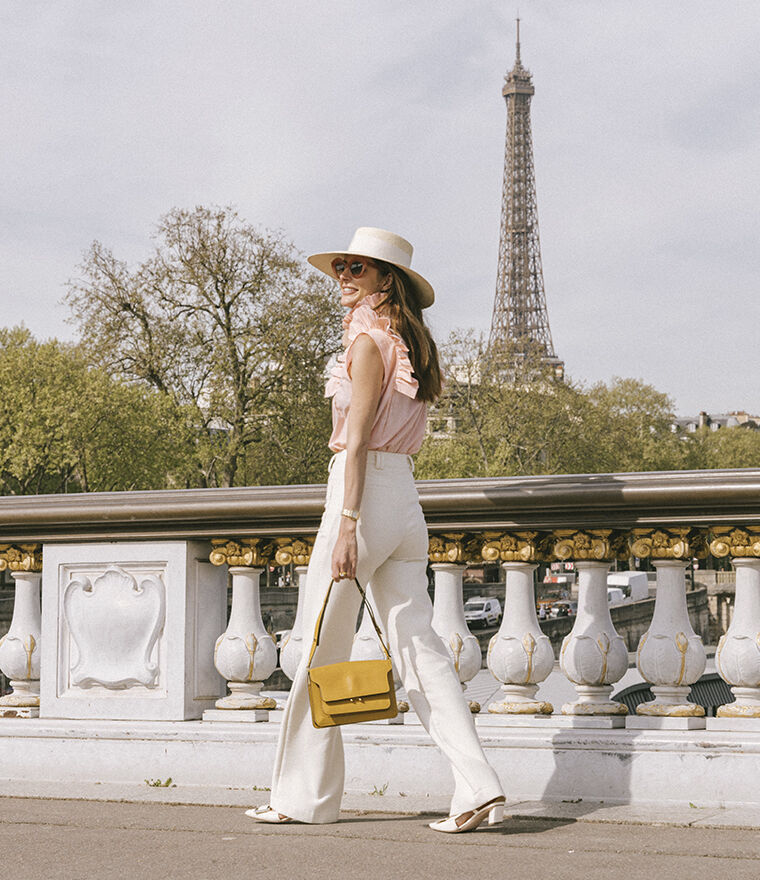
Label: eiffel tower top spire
xmin=515 ymin=15 xmax=522 ymax=67
xmin=489 ymin=21 xmax=564 ymax=379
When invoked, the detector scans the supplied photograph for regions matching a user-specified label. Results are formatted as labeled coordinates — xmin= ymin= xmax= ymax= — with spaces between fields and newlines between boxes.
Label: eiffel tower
xmin=489 ymin=20 xmax=564 ymax=379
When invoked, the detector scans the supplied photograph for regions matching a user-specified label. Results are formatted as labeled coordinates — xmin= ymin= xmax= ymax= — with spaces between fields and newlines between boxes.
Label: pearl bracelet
xmin=341 ymin=508 xmax=360 ymax=521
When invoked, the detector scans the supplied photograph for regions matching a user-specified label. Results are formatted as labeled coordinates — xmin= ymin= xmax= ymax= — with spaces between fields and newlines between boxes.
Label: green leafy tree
xmin=417 ymin=332 xmax=587 ymax=478
xmin=581 ymin=377 xmax=686 ymax=473
xmin=66 ymin=206 xmax=342 ymax=487
xmin=685 ymin=425 xmax=760 ymax=469
xmin=0 ymin=327 xmax=190 ymax=494
xmin=417 ymin=332 xmax=685 ymax=479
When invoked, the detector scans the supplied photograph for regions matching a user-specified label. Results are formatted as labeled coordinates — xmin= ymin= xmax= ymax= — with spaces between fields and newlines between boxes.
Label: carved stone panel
xmin=41 ymin=541 xmax=227 ymax=721
xmin=63 ymin=567 xmax=165 ymax=689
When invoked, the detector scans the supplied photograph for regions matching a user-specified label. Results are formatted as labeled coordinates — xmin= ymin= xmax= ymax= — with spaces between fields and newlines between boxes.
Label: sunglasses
xmin=331 ymin=256 xmax=375 ymax=279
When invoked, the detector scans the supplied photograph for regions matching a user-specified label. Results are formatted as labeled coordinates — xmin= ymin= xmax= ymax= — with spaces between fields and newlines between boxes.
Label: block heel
xmin=488 ymin=802 xmax=504 ymax=824
xmin=428 ymin=796 xmax=506 ymax=833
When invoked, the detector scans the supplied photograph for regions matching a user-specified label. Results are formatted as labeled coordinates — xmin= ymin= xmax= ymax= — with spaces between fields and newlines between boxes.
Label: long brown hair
xmin=373 ymin=262 xmax=443 ymax=403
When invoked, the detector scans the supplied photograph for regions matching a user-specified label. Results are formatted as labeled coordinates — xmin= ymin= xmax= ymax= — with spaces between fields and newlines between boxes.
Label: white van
xmin=464 ymin=597 xmax=502 ymax=628
xmin=607 ymin=587 xmax=626 ymax=605
xmin=607 ymin=571 xmax=649 ymax=601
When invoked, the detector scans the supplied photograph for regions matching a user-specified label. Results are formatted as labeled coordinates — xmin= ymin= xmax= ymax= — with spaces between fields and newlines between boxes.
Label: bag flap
xmin=317 ymin=692 xmax=393 ymax=716
xmin=309 ymin=659 xmax=392 ymax=702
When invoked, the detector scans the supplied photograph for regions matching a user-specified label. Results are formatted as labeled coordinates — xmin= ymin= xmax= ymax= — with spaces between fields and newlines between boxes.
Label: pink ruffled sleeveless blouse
xmin=325 ymin=293 xmax=427 ymax=454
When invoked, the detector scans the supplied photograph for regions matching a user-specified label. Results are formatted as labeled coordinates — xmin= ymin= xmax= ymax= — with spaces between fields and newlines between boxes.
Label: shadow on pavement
xmin=336 ymin=812 xmax=577 ymax=836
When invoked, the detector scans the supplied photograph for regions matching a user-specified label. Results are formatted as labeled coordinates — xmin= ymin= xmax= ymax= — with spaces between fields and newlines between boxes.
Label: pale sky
xmin=2 ymin=1 xmax=759 ymax=416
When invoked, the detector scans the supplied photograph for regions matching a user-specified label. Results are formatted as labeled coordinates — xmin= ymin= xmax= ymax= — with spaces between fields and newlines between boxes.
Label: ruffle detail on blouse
xmin=324 ymin=358 xmax=345 ymax=398
xmin=324 ymin=297 xmax=419 ymax=399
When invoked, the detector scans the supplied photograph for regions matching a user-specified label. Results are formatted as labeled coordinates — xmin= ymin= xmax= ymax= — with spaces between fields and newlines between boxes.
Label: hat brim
xmin=307 ymin=251 xmax=435 ymax=308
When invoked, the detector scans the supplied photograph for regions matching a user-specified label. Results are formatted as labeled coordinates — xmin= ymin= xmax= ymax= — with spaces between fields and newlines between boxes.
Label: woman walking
xmin=249 ymin=227 xmax=505 ymax=832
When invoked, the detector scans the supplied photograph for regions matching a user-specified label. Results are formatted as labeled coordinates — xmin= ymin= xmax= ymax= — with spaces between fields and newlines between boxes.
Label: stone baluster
xmin=629 ymin=528 xmax=706 ymax=727
xmin=351 ymin=602 xmax=409 ymax=718
xmin=351 ymin=602 xmax=387 ymax=663
xmin=274 ymin=538 xmax=313 ymax=681
xmin=206 ymin=539 xmax=277 ymax=719
xmin=481 ymin=532 xmax=554 ymax=715
xmin=0 ymin=544 xmax=43 ymax=718
xmin=429 ymin=534 xmax=482 ymax=713
xmin=709 ymin=528 xmax=760 ymax=723
xmin=554 ymin=531 xmax=629 ymax=719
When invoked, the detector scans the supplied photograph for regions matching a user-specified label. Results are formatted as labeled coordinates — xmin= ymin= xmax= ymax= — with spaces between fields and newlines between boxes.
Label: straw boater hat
xmin=308 ymin=227 xmax=435 ymax=308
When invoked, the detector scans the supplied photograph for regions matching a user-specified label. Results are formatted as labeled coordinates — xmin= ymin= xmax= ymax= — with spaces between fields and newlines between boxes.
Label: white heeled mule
xmin=428 ymin=796 xmax=506 ymax=833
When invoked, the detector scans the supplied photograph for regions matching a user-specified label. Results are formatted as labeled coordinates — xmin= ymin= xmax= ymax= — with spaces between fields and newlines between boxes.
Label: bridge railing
xmin=1 ymin=468 xmax=759 ymax=730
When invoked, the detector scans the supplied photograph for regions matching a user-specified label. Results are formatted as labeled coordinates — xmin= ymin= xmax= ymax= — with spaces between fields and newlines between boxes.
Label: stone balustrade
xmin=1 ymin=523 xmax=758 ymax=728
xmin=1 ymin=471 xmax=760 ymax=806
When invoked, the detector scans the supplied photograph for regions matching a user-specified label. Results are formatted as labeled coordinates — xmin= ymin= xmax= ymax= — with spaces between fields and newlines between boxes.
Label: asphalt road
xmin=3 ymin=797 xmax=760 ymax=880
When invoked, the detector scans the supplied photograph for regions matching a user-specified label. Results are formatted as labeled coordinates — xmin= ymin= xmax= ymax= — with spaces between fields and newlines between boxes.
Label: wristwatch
xmin=341 ymin=508 xmax=360 ymax=521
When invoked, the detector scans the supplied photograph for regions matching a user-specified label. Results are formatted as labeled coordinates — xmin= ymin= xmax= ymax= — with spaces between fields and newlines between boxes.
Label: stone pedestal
xmin=477 ymin=713 xmax=626 ymax=729
xmin=202 ymin=708 xmax=272 ymax=722
xmin=626 ymin=715 xmax=705 ymax=730
xmin=40 ymin=542 xmax=226 ymax=721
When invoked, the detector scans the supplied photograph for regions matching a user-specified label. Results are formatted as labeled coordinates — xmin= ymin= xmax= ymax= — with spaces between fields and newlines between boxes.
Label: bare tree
xmin=67 ymin=206 xmax=342 ymax=487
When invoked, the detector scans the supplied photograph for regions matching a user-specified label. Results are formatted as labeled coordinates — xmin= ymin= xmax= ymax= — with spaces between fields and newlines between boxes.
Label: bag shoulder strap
xmin=306 ymin=578 xmax=391 ymax=669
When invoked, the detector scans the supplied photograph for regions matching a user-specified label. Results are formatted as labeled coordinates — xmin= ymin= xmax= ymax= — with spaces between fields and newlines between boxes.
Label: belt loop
xmin=407 ymin=455 xmax=415 ymax=474
xmin=373 ymin=451 xmax=383 ymax=470
xmin=328 ymin=453 xmax=337 ymax=473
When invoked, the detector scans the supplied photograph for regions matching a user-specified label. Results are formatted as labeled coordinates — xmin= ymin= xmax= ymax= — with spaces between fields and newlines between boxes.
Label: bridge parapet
xmin=1 ymin=470 xmax=760 ymax=807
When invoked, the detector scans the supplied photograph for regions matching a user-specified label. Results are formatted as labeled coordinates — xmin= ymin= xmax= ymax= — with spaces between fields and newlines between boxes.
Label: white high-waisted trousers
xmin=269 ymin=449 xmax=504 ymax=823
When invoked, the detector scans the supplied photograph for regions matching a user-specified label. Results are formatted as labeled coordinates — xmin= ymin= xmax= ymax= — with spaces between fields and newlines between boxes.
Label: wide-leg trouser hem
xmin=264 ymin=803 xmax=341 ymax=825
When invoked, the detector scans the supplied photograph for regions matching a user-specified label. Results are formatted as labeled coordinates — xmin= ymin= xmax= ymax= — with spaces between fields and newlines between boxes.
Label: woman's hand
xmin=331 ymin=520 xmax=358 ymax=580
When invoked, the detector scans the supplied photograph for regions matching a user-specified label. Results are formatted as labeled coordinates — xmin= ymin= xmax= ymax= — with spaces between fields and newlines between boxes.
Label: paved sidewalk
xmin=3 ymin=797 xmax=760 ymax=880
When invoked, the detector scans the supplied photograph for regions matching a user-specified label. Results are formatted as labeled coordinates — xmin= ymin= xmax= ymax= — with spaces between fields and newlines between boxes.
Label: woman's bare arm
xmin=331 ymin=333 xmax=384 ymax=580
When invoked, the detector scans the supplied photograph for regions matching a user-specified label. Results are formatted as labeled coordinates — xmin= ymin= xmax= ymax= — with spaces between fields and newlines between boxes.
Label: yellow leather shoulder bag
xmin=306 ymin=578 xmax=398 ymax=728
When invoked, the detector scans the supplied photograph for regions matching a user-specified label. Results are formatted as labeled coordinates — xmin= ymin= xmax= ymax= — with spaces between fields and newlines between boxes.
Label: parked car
xmin=464 ymin=597 xmax=502 ymax=628
xmin=552 ymin=601 xmax=577 ymax=618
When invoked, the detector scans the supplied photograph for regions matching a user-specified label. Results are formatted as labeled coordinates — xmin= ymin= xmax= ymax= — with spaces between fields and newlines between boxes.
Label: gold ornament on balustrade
xmin=709 ymin=527 xmax=760 ymax=559
xmin=428 ymin=533 xmax=481 ymax=565
xmin=0 ymin=544 xmax=42 ymax=573
xmin=209 ymin=538 xmax=274 ymax=567
xmin=481 ymin=531 xmax=545 ymax=563
xmin=450 ymin=632 xmax=464 ymax=675
xmin=522 ymin=632 xmax=537 ymax=683
xmin=273 ymin=538 xmax=314 ymax=568
xmin=551 ymin=529 xmax=626 ymax=562
xmin=629 ymin=527 xmax=706 ymax=560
